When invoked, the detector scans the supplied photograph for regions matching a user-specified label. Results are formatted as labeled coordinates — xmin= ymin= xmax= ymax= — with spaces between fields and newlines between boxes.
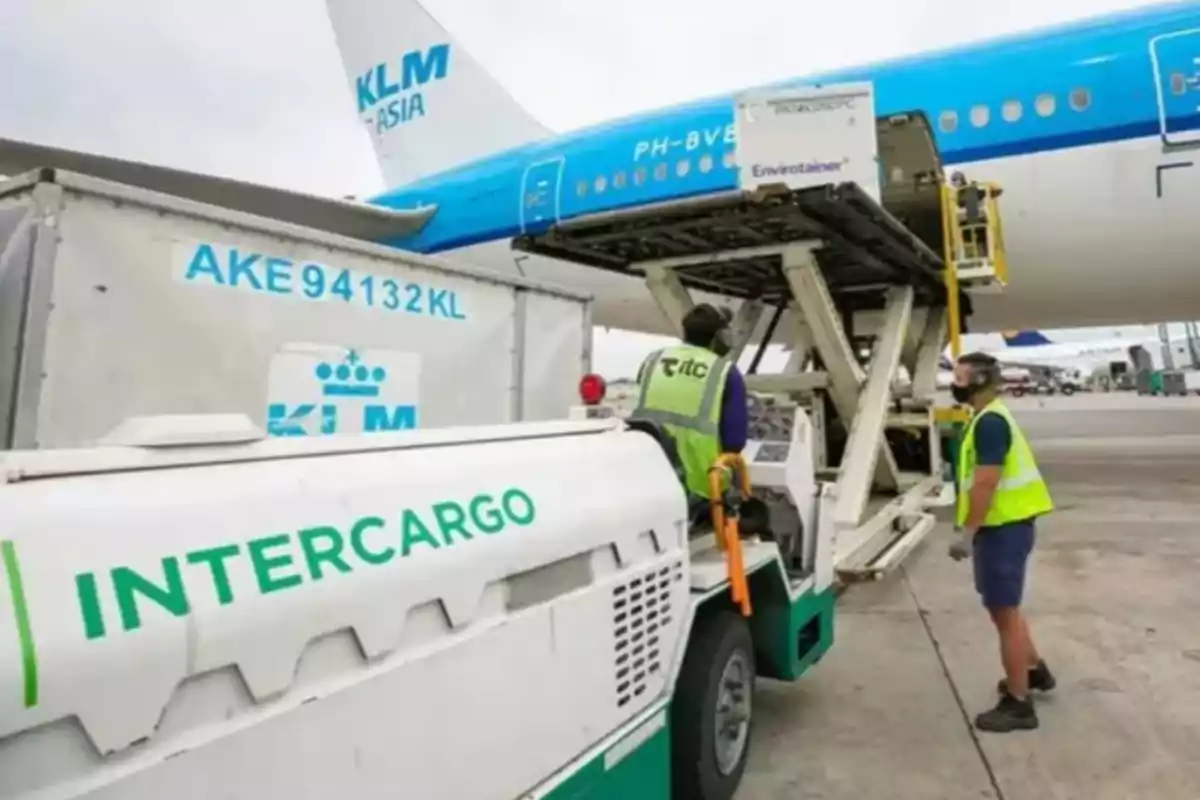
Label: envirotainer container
xmin=0 ymin=169 xmax=592 ymax=449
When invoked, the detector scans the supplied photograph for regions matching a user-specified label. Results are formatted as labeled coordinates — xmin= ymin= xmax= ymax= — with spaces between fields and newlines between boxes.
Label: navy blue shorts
xmin=972 ymin=521 xmax=1036 ymax=609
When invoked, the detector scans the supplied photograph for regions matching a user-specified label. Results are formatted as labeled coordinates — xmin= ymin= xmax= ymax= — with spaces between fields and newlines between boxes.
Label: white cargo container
xmin=734 ymin=82 xmax=881 ymax=201
xmin=0 ymin=169 xmax=592 ymax=449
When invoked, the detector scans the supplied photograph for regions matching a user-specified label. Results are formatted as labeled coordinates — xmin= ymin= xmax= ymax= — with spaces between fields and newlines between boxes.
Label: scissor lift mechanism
xmin=514 ymin=182 xmax=955 ymax=580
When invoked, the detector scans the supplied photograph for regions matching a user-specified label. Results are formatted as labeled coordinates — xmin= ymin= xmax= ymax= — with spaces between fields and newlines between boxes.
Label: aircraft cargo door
xmin=1150 ymin=29 xmax=1200 ymax=147
xmin=519 ymin=156 xmax=565 ymax=233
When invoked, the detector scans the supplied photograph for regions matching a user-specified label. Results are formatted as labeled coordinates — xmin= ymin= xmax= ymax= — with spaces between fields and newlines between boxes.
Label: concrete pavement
xmin=740 ymin=393 xmax=1200 ymax=799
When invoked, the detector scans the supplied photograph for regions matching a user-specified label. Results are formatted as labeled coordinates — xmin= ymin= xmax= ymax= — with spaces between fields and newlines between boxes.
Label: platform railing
xmin=941 ymin=181 xmax=1009 ymax=291
xmin=940 ymin=183 xmax=964 ymax=359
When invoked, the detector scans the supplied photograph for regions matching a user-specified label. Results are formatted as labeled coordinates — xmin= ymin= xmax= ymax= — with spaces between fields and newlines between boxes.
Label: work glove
xmin=948 ymin=527 xmax=972 ymax=561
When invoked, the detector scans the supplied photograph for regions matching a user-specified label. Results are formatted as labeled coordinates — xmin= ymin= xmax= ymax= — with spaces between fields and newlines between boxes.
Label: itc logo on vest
xmin=661 ymin=357 xmax=711 ymax=379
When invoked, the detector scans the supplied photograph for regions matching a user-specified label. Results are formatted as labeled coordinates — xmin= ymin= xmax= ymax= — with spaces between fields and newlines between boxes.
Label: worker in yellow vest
xmin=630 ymin=303 xmax=749 ymax=506
xmin=949 ymin=351 xmax=1056 ymax=733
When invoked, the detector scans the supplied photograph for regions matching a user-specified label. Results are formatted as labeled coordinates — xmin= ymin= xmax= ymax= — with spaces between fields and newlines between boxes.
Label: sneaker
xmin=996 ymin=660 xmax=1056 ymax=695
xmin=975 ymin=692 xmax=1039 ymax=733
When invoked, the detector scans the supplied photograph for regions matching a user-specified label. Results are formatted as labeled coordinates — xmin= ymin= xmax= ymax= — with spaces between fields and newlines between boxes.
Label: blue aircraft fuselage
xmin=368 ymin=2 xmax=1200 ymax=259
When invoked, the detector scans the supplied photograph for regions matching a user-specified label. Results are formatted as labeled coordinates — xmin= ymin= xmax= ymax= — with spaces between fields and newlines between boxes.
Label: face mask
xmin=951 ymin=384 xmax=974 ymax=403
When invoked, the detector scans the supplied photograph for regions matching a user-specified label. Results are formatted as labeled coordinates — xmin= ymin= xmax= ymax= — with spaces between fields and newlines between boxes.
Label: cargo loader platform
xmin=515 ymin=180 xmax=954 ymax=582
xmin=514 ymin=181 xmax=947 ymax=314
xmin=516 ymin=82 xmax=1016 ymax=581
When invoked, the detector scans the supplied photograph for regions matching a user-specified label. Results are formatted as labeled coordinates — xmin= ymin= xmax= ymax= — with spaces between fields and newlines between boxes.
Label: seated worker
xmin=630 ymin=303 xmax=749 ymax=505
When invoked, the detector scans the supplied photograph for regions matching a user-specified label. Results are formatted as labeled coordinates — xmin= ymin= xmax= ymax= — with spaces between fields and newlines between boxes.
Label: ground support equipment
xmin=515 ymin=181 xmax=954 ymax=582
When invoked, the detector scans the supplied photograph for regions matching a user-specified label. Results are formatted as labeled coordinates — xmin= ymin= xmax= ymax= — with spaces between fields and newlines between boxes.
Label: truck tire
xmin=1061 ymin=384 xmax=1076 ymax=396
xmin=671 ymin=610 xmax=755 ymax=800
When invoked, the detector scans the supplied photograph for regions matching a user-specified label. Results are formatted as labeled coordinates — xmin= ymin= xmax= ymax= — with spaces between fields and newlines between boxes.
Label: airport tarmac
xmin=740 ymin=392 xmax=1200 ymax=800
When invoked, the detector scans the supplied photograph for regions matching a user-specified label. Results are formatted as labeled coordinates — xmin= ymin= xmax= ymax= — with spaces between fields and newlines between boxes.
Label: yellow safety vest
xmin=630 ymin=344 xmax=732 ymax=498
xmin=956 ymin=399 xmax=1054 ymax=527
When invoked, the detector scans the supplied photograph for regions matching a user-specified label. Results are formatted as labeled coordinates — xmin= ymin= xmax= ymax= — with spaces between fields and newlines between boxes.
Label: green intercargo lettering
xmin=114 ymin=558 xmax=191 ymax=633
xmin=350 ymin=516 xmax=393 ymax=564
xmin=75 ymin=572 xmax=107 ymax=641
xmin=72 ymin=488 xmax=537 ymax=640
xmin=298 ymin=526 xmax=352 ymax=580
xmin=433 ymin=501 xmax=472 ymax=542
xmin=249 ymin=534 xmax=303 ymax=594
xmin=400 ymin=509 xmax=441 ymax=556
xmin=186 ymin=544 xmax=240 ymax=605
xmin=501 ymin=488 xmax=536 ymax=525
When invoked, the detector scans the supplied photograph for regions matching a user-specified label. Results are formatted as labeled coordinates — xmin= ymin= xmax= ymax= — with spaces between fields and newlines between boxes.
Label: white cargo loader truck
xmin=0 ymin=411 xmax=835 ymax=800
xmin=0 ymin=168 xmax=592 ymax=451
xmin=555 ymin=82 xmax=954 ymax=580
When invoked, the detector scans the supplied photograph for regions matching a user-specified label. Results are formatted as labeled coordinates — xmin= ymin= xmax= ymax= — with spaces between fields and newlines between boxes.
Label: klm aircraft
xmin=325 ymin=0 xmax=1200 ymax=338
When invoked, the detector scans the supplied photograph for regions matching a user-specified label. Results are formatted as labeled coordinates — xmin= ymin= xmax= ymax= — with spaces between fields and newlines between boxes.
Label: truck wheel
xmin=1062 ymin=384 xmax=1076 ymax=396
xmin=671 ymin=610 xmax=755 ymax=800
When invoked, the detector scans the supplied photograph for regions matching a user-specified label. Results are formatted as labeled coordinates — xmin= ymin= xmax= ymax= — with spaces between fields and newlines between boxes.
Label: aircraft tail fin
xmin=1001 ymin=330 xmax=1054 ymax=347
xmin=324 ymin=0 xmax=550 ymax=190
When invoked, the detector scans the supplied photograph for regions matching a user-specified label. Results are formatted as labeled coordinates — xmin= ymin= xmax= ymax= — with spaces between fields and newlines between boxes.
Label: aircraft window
xmin=633 ymin=166 xmax=647 ymax=185
xmin=576 ymin=180 xmax=588 ymax=197
xmin=969 ymin=105 xmax=990 ymax=128
xmin=1034 ymin=94 xmax=1056 ymax=117
xmin=1171 ymin=72 xmax=1187 ymax=95
xmin=938 ymin=110 xmax=958 ymax=133
xmin=1069 ymin=88 xmax=1091 ymax=112
xmin=699 ymin=154 xmax=714 ymax=173
xmin=613 ymin=171 xmax=627 ymax=189
xmin=654 ymin=162 xmax=668 ymax=181
xmin=1002 ymin=100 xmax=1022 ymax=122
xmin=722 ymin=151 xmax=736 ymax=169
xmin=676 ymin=159 xmax=690 ymax=178
xmin=594 ymin=175 xmax=607 ymax=193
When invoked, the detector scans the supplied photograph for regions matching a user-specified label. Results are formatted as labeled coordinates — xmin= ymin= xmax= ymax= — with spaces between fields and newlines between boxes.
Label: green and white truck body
xmin=0 ymin=415 xmax=835 ymax=800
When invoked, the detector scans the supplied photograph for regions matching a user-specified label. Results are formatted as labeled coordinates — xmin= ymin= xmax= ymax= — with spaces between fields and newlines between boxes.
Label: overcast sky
xmin=0 ymin=0 xmax=1168 ymax=375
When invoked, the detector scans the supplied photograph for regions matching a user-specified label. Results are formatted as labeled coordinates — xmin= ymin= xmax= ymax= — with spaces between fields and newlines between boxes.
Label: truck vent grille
xmin=613 ymin=560 xmax=683 ymax=708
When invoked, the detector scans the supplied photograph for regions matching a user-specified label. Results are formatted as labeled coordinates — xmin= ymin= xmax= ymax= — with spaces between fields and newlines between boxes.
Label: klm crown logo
xmin=316 ymin=351 xmax=387 ymax=398
xmin=267 ymin=349 xmax=417 ymax=437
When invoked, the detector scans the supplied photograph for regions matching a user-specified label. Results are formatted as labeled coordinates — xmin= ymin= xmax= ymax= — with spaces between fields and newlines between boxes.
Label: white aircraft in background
xmin=976 ymin=329 xmax=1200 ymax=373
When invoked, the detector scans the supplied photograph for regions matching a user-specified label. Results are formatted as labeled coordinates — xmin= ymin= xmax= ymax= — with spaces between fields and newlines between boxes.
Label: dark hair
xmin=957 ymin=351 xmax=1001 ymax=388
xmin=681 ymin=303 xmax=729 ymax=347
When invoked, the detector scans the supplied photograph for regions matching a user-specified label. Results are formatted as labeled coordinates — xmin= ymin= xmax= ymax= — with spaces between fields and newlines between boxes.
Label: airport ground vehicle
xmin=1 ymin=81 xmax=1004 ymax=799
xmin=0 ymin=169 xmax=591 ymax=450
xmin=1000 ymin=366 xmax=1034 ymax=396
xmin=0 ymin=413 xmax=837 ymax=800
xmin=1002 ymin=378 xmax=1030 ymax=397
xmin=552 ymin=82 xmax=1010 ymax=580
xmin=1184 ymin=370 xmax=1200 ymax=396
xmin=1141 ymin=370 xmax=1190 ymax=397
xmin=1056 ymin=371 xmax=1085 ymax=395
xmin=1028 ymin=373 xmax=1083 ymax=396
xmin=1090 ymin=360 xmax=1134 ymax=392
xmin=1161 ymin=372 xmax=1188 ymax=396
xmin=1000 ymin=367 xmax=1081 ymax=397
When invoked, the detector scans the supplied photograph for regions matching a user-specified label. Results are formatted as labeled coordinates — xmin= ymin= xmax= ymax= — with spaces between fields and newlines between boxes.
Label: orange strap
xmin=708 ymin=454 xmax=752 ymax=617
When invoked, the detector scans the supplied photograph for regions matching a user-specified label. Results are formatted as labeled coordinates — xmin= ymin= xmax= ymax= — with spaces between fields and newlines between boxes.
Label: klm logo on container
xmin=267 ymin=350 xmax=418 ymax=437
xmin=356 ymin=44 xmax=450 ymax=134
